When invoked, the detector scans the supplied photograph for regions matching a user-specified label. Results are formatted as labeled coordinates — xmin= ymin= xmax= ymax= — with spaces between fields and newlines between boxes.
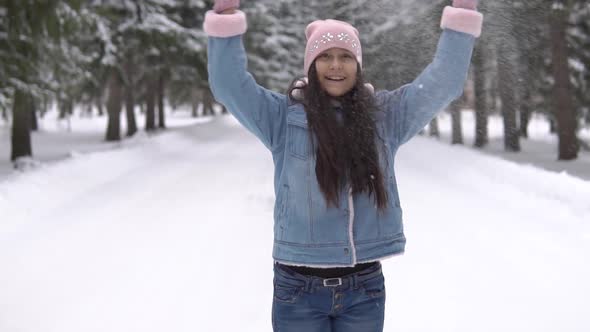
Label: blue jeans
xmin=272 ymin=261 xmax=386 ymax=332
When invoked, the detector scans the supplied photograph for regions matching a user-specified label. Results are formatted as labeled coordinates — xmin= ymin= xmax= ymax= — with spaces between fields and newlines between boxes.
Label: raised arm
xmin=204 ymin=0 xmax=287 ymax=152
xmin=386 ymin=0 xmax=483 ymax=146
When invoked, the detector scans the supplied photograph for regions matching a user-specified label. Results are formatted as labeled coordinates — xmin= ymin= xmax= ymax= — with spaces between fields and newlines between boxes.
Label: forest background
xmin=1 ymin=0 xmax=589 ymax=167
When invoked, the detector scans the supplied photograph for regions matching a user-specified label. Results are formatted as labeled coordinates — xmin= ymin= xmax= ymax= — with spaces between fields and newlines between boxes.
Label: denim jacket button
xmin=344 ymin=248 xmax=350 ymax=254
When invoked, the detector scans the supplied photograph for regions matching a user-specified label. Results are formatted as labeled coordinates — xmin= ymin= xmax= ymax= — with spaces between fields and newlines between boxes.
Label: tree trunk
xmin=145 ymin=76 xmax=157 ymax=131
xmin=490 ymin=81 xmax=498 ymax=114
xmin=125 ymin=85 xmax=137 ymax=137
xmin=428 ymin=118 xmax=440 ymax=138
xmin=57 ymin=99 xmax=73 ymax=119
xmin=450 ymin=100 xmax=463 ymax=145
xmin=192 ymin=103 xmax=198 ymax=117
xmin=40 ymin=97 xmax=49 ymax=118
xmin=549 ymin=4 xmax=578 ymax=160
xmin=497 ymin=41 xmax=520 ymax=152
xmin=489 ymin=55 xmax=499 ymax=115
xmin=105 ymin=69 xmax=123 ymax=141
xmin=157 ymin=74 xmax=166 ymax=129
xmin=85 ymin=104 xmax=93 ymax=117
xmin=202 ymin=90 xmax=214 ymax=116
xmin=473 ymin=44 xmax=488 ymax=148
xmin=191 ymin=89 xmax=199 ymax=117
xmin=30 ymin=98 xmax=38 ymax=131
xmin=549 ymin=118 xmax=557 ymax=133
xmin=58 ymin=99 xmax=68 ymax=119
xmin=519 ymin=91 xmax=530 ymax=138
xmin=67 ymin=100 xmax=73 ymax=118
xmin=11 ymin=90 xmax=33 ymax=161
xmin=123 ymin=59 xmax=138 ymax=137
xmin=97 ymin=99 xmax=104 ymax=116
xmin=519 ymin=57 xmax=534 ymax=139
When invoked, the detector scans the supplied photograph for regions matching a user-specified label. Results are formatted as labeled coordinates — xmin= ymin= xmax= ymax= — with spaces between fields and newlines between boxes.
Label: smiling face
xmin=314 ymin=48 xmax=358 ymax=97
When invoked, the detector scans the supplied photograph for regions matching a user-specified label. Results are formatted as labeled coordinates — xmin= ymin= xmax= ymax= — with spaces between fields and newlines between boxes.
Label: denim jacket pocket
xmin=287 ymin=120 xmax=311 ymax=160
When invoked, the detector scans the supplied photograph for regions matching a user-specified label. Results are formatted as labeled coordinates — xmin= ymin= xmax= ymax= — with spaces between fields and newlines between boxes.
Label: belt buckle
xmin=323 ymin=277 xmax=343 ymax=287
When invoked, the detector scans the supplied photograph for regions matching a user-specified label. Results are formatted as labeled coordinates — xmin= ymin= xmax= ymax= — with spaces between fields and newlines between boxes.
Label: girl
xmin=203 ymin=1 xmax=482 ymax=331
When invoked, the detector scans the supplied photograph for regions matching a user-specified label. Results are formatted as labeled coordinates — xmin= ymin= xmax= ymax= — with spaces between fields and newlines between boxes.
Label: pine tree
xmin=165 ymin=0 xmax=208 ymax=117
xmin=1 ymin=0 xmax=83 ymax=165
xmin=568 ymin=0 xmax=590 ymax=130
xmin=262 ymin=0 xmax=307 ymax=91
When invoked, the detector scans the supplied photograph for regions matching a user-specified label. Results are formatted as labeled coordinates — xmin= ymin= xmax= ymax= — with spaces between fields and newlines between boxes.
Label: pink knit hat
xmin=304 ymin=19 xmax=362 ymax=76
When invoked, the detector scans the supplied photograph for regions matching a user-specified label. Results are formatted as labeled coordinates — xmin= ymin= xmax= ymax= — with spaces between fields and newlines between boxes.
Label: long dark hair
xmin=287 ymin=62 xmax=388 ymax=210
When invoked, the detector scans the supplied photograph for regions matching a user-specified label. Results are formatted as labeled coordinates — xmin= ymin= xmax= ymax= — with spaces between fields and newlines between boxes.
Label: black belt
xmin=277 ymin=261 xmax=378 ymax=279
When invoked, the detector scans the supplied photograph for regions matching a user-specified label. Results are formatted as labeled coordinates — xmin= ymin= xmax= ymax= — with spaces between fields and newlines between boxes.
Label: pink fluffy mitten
xmin=213 ymin=0 xmax=240 ymax=13
xmin=452 ymin=0 xmax=478 ymax=10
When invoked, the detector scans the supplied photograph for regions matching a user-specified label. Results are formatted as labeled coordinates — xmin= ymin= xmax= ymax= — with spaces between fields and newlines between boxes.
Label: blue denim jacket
xmin=208 ymin=29 xmax=475 ymax=267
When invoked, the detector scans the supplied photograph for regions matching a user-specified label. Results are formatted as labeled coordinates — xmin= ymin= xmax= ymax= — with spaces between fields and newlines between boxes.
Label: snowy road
xmin=1 ymin=115 xmax=589 ymax=332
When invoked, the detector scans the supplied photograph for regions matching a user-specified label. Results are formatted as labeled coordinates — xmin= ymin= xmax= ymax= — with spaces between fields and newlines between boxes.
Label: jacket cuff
xmin=203 ymin=10 xmax=247 ymax=38
xmin=440 ymin=6 xmax=483 ymax=38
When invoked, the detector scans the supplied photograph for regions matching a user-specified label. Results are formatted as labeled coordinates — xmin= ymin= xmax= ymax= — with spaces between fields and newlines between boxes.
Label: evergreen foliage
xmin=0 ymin=0 xmax=588 ymax=161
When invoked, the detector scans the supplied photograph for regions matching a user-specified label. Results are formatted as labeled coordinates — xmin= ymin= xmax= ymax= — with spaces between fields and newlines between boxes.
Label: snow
xmin=94 ymin=17 xmax=117 ymax=66
xmin=89 ymin=0 xmax=135 ymax=10
xmin=569 ymin=57 xmax=586 ymax=72
xmin=0 ymin=110 xmax=589 ymax=331
xmin=115 ymin=10 xmax=204 ymax=53
xmin=0 ymin=89 xmax=10 ymax=109
xmin=121 ymin=12 xmax=183 ymax=35
xmin=148 ymin=0 xmax=178 ymax=7
xmin=0 ymin=107 xmax=209 ymax=179
xmin=552 ymin=2 xmax=565 ymax=11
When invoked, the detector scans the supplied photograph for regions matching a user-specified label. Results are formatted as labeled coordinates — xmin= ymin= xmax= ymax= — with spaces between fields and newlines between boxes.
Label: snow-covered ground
xmin=0 ymin=110 xmax=589 ymax=332
xmin=0 ymin=109 xmax=212 ymax=180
